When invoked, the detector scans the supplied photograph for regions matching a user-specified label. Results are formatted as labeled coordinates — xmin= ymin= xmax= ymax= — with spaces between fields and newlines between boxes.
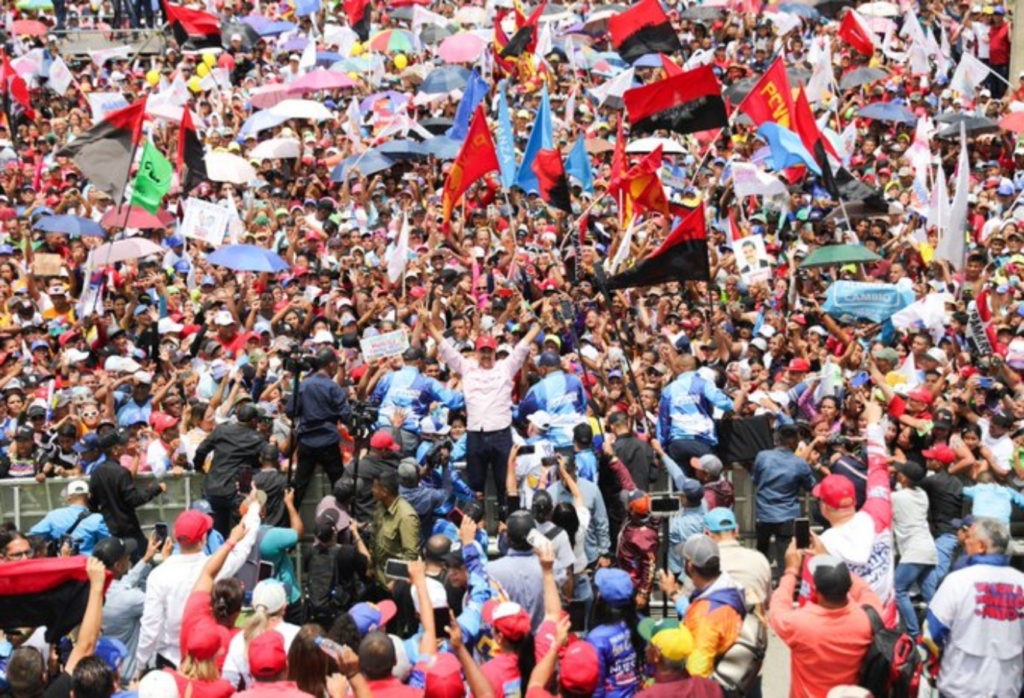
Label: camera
xmin=283 ymin=348 xmax=317 ymax=374
xmin=427 ymin=438 xmax=454 ymax=467
xmin=349 ymin=401 xmax=380 ymax=437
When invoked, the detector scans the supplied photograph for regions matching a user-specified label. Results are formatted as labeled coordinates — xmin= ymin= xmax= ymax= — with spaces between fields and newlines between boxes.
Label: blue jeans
xmin=923 ymin=533 xmax=959 ymax=593
xmin=572 ymin=573 xmax=593 ymax=633
xmin=894 ymin=562 xmax=935 ymax=638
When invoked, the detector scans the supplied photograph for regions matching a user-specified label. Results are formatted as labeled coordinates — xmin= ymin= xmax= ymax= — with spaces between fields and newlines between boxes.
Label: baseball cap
xmin=680 ymin=534 xmax=720 ymax=568
xmin=650 ymin=626 xmax=695 ymax=663
xmin=411 ymin=577 xmax=449 ymax=614
xmin=174 ymin=509 xmax=213 ymax=546
xmin=809 ymin=554 xmax=852 ymax=598
xmin=922 ymin=444 xmax=956 ymax=465
xmin=252 ymin=580 xmax=288 ymax=614
xmin=950 ymin=515 xmax=976 ymax=530
xmin=526 ymin=410 xmax=552 ymax=431
xmin=695 ymin=454 xmax=724 ymax=478
xmin=66 ymin=479 xmax=89 ymax=496
xmin=94 ymin=638 xmax=128 ymax=673
xmin=537 ymin=351 xmax=561 ymax=368
xmin=481 ymin=601 xmax=531 ymax=641
xmin=594 ymin=568 xmax=633 ymax=607
xmin=248 ymin=631 xmax=288 ymax=678
xmin=184 ymin=620 xmax=222 ymax=661
xmin=896 ymin=460 xmax=927 ymax=483
xmin=872 ymin=347 xmax=899 ymax=363
xmin=787 ymin=358 xmax=811 ymax=372
xmin=158 ymin=317 xmax=184 ymax=335
xmin=705 ymin=507 xmax=738 ymax=533
xmin=150 ymin=413 xmax=180 ymax=435
xmin=637 ymin=617 xmax=679 ymax=641
xmin=138 ymin=671 xmax=178 ymax=698
xmin=348 ymin=601 xmax=397 ymax=635
xmin=992 ymin=412 xmax=1016 ymax=429
xmin=558 ymin=641 xmax=600 ymax=694
xmin=92 ymin=536 xmax=138 ymax=569
xmin=812 ymin=474 xmax=856 ymax=510
xmin=680 ymin=479 xmax=704 ymax=504
xmin=422 ymin=652 xmax=463 ymax=698
xmin=213 ymin=310 xmax=235 ymax=326
xmin=932 ymin=409 xmax=954 ymax=430
xmin=475 ymin=335 xmax=497 ymax=351
xmin=370 ymin=430 xmax=399 ymax=451
xmin=73 ymin=432 xmax=101 ymax=453
xmin=907 ymin=389 xmax=933 ymax=404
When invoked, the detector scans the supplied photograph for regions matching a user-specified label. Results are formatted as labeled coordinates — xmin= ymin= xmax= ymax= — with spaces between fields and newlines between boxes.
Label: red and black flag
xmin=56 ymin=98 xmax=147 ymax=205
xmin=177 ymin=107 xmax=208 ymax=191
xmin=164 ymin=2 xmax=222 ymax=49
xmin=0 ymin=558 xmax=108 ymax=642
xmin=500 ymin=2 xmax=545 ymax=59
xmin=344 ymin=0 xmax=372 ymax=42
xmin=623 ymin=64 xmax=727 ymax=136
xmin=0 ymin=51 xmax=34 ymax=121
xmin=609 ymin=0 xmax=683 ymax=65
xmin=532 ymin=148 xmax=573 ymax=213
xmin=607 ymin=203 xmax=710 ymax=289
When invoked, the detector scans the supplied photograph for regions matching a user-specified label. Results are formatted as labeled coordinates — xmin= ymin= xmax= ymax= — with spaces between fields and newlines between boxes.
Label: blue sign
xmin=822 ymin=281 xmax=915 ymax=324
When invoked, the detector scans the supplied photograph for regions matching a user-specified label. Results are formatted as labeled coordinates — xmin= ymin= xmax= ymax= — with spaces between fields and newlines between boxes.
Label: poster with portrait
xmin=180 ymin=198 xmax=230 ymax=247
xmin=736 ymin=235 xmax=772 ymax=286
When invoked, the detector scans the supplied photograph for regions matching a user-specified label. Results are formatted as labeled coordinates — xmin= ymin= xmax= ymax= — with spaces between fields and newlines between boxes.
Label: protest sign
xmin=360 ymin=330 xmax=409 ymax=362
xmin=33 ymin=254 xmax=63 ymax=277
xmin=737 ymin=235 xmax=772 ymax=286
xmin=967 ymin=301 xmax=994 ymax=356
xmin=87 ymin=92 xmax=129 ymax=122
xmin=180 ymin=198 xmax=230 ymax=247
xmin=822 ymin=281 xmax=915 ymax=324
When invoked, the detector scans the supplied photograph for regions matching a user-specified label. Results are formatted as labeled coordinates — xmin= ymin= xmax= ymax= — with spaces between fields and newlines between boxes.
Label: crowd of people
xmin=0 ymin=0 xmax=1023 ymax=696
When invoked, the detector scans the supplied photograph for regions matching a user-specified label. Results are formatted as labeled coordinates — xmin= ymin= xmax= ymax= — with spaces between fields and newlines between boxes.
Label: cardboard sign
xmin=736 ymin=235 xmax=772 ymax=286
xmin=180 ymin=198 xmax=229 ymax=247
xmin=360 ymin=330 xmax=409 ymax=362
xmin=33 ymin=253 xmax=63 ymax=277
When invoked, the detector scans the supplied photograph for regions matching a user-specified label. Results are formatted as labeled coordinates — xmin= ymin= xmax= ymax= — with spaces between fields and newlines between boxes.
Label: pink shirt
xmin=437 ymin=337 xmax=530 ymax=431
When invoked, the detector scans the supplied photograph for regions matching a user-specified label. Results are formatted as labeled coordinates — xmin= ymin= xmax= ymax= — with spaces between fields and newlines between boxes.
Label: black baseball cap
xmin=93 ymin=536 xmax=138 ymax=569
xmin=506 ymin=511 xmax=536 ymax=550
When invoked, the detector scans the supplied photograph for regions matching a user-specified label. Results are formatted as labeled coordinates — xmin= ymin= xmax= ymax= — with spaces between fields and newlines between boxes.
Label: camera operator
xmin=285 ymin=347 xmax=352 ymax=506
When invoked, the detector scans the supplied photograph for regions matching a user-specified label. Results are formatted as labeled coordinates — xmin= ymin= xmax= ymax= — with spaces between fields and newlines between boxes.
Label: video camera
xmin=349 ymin=401 xmax=380 ymax=437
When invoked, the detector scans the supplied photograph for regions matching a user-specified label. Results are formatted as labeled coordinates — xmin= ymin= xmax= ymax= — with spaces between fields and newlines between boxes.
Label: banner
xmin=87 ymin=92 xmax=129 ymax=122
xmin=822 ymin=281 xmax=915 ymax=323
xmin=967 ymin=300 xmax=994 ymax=356
xmin=360 ymin=329 xmax=409 ymax=361
xmin=180 ymin=198 xmax=229 ymax=247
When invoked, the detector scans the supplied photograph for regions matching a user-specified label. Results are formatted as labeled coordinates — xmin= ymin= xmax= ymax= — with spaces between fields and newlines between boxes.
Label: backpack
xmin=713 ymin=604 xmax=768 ymax=696
xmin=234 ymin=528 xmax=269 ymax=594
xmin=858 ymin=605 xmax=922 ymax=698
xmin=303 ymin=543 xmax=343 ymax=625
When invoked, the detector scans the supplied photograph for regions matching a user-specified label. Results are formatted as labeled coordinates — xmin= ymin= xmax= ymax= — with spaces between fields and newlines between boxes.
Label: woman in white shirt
xmin=550 ymin=458 xmax=593 ymax=626
xmin=221 ymin=580 xmax=302 ymax=689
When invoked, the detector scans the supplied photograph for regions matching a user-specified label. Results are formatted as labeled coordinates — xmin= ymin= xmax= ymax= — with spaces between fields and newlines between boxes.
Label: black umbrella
xmin=811 ymin=0 xmax=846 ymax=16
xmin=838 ymin=66 xmax=889 ymax=90
xmin=390 ymin=6 xmax=414 ymax=22
xmin=222 ymin=20 xmax=260 ymax=49
xmin=723 ymin=76 xmax=758 ymax=102
xmin=934 ymin=117 xmax=999 ymax=139
xmin=420 ymin=117 xmax=454 ymax=135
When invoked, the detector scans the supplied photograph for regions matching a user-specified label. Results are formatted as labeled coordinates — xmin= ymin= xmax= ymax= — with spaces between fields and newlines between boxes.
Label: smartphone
xmin=154 ymin=522 xmax=168 ymax=545
xmin=568 ymin=600 xmax=587 ymax=633
xmin=850 ymin=371 xmax=870 ymax=388
xmin=433 ymin=608 xmax=451 ymax=639
xmin=238 ymin=467 xmax=253 ymax=494
xmin=795 ymin=517 xmax=811 ymax=550
xmin=978 ymin=377 xmax=994 ymax=389
xmin=506 ymin=494 xmax=521 ymax=513
xmin=446 ymin=508 xmax=465 ymax=527
xmin=517 ymin=444 xmax=536 ymax=456
xmin=258 ymin=560 xmax=275 ymax=582
xmin=650 ymin=497 xmax=681 ymax=513
xmin=60 ymin=534 xmax=80 ymax=556
xmin=385 ymin=559 xmax=410 ymax=580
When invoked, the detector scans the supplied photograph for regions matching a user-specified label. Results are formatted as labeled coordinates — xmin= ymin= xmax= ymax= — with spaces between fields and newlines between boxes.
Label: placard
xmin=359 ymin=330 xmax=409 ymax=362
xmin=180 ymin=197 xmax=229 ymax=247
xmin=33 ymin=253 xmax=63 ymax=277
xmin=736 ymin=235 xmax=772 ymax=286
xmin=87 ymin=92 xmax=129 ymax=122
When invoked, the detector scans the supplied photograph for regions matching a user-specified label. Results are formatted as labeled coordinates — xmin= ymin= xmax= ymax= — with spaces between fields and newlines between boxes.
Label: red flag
xmin=612 ymin=145 xmax=669 ymax=219
xmin=163 ymin=2 xmax=221 ymax=48
xmin=0 ymin=52 xmax=34 ymax=120
xmin=493 ymin=9 xmax=516 ymax=75
xmin=737 ymin=58 xmax=795 ymax=129
xmin=607 ymin=203 xmax=710 ymax=289
xmin=178 ymin=107 xmax=208 ymax=190
xmin=532 ymin=149 xmax=573 ymax=213
xmin=55 ymin=99 xmax=147 ymax=204
xmin=344 ymin=0 xmax=372 ymax=41
xmin=623 ymin=64 xmax=728 ymax=136
xmin=442 ymin=106 xmax=499 ymax=232
xmin=838 ymin=10 xmax=875 ymax=56
xmin=609 ymin=0 xmax=683 ymax=64
xmin=501 ymin=1 xmax=545 ymax=58
xmin=729 ymin=209 xmax=745 ymax=245
xmin=793 ymin=86 xmax=839 ymax=160
xmin=660 ymin=53 xmax=683 ymax=77
xmin=610 ymin=118 xmax=626 ymax=186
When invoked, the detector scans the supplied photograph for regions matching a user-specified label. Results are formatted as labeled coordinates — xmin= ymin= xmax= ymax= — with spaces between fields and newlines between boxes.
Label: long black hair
xmin=552 ymin=502 xmax=581 ymax=550
xmin=591 ymin=595 xmax=645 ymax=660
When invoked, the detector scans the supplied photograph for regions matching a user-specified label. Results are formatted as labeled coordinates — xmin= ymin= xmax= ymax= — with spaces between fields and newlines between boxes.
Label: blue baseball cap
xmin=166 ymin=235 xmax=185 ymax=248
xmin=173 ymin=260 xmax=191 ymax=274
xmin=74 ymin=432 xmax=101 ymax=453
xmin=705 ymin=507 xmax=738 ymax=533
xmin=94 ymin=637 xmax=127 ymax=673
xmin=594 ymin=569 xmax=633 ymax=607
xmin=201 ymin=275 xmax=217 ymax=287
xmin=0 ymin=245 xmax=14 ymax=255
xmin=347 ymin=601 xmax=397 ymax=635
xmin=680 ymin=479 xmax=704 ymax=503
xmin=30 ymin=340 xmax=49 ymax=352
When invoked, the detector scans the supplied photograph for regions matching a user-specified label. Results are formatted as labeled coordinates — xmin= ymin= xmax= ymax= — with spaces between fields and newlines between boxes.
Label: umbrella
xmin=330 ymin=55 xmax=384 ymax=74
xmin=787 ymin=66 xmax=811 ymax=86
xmin=420 ymin=24 xmax=456 ymax=44
xmin=15 ymin=0 xmax=53 ymax=9
xmin=250 ymin=83 xmax=292 ymax=109
xmin=316 ymin=52 xmax=344 ymax=67
xmin=208 ymin=244 xmax=290 ymax=273
xmin=369 ymin=29 xmax=417 ymax=53
xmin=858 ymin=0 xmax=899 ymax=16
xmin=390 ymin=6 xmax=415 ymax=21
xmin=12 ymin=20 xmax=47 ymax=36
xmin=419 ymin=136 xmax=462 ymax=160
xmin=681 ymin=5 xmax=725 ymax=20
xmin=455 ymin=6 xmax=486 ymax=24
xmin=419 ymin=66 xmax=471 ymax=94
xmin=626 ymin=137 xmax=685 ymax=155
xmin=582 ymin=5 xmax=626 ymax=32
xmin=205 ymin=152 xmax=258 ymax=184
xmin=253 ymin=19 xmax=296 ymax=36
xmin=420 ymin=117 xmax=454 ymax=135
xmin=632 ymin=53 xmax=664 ymax=69
xmin=287 ymin=69 xmax=358 ymax=95
xmin=221 ymin=20 xmax=261 ymax=49
xmin=1000 ymin=112 xmax=1024 ymax=133
xmin=33 ymin=215 xmax=105 ymax=238
xmin=330 ymin=151 xmax=397 ymax=180
xmin=266 ymin=99 xmax=334 ymax=121
xmin=935 ymin=117 xmax=999 ymax=139
xmin=799 ymin=244 xmax=882 ymax=268
xmin=281 ymin=36 xmax=308 ymax=52
xmin=438 ymin=33 xmax=487 ymax=64
xmin=250 ymin=138 xmax=302 ymax=160
xmin=585 ymin=138 xmax=615 ymax=155
xmin=100 ymin=206 xmax=167 ymax=230
xmin=857 ymin=102 xmax=917 ymax=125
xmin=777 ymin=3 xmax=818 ymax=17
xmin=378 ymin=140 xmax=430 ymax=161
xmin=92 ymin=238 xmax=165 ymax=263
xmin=360 ymin=90 xmax=410 ymax=113
xmin=838 ymin=66 xmax=889 ymax=90
xmin=538 ymin=4 xmax=576 ymax=22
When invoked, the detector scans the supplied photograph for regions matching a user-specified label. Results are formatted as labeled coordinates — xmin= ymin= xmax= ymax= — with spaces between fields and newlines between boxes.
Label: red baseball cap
xmin=908 ymin=389 xmax=933 ymax=405
xmin=475 ymin=335 xmax=497 ymax=351
xmin=922 ymin=444 xmax=956 ymax=465
xmin=248 ymin=631 xmax=288 ymax=679
xmin=812 ymin=474 xmax=856 ymax=510
xmin=150 ymin=413 xmax=180 ymax=435
xmin=185 ymin=619 xmax=222 ymax=661
xmin=422 ymin=652 xmax=463 ymax=698
xmin=559 ymin=641 xmax=600 ymax=694
xmin=787 ymin=358 xmax=811 ymax=373
xmin=369 ymin=430 xmax=400 ymax=451
xmin=174 ymin=510 xmax=213 ymax=546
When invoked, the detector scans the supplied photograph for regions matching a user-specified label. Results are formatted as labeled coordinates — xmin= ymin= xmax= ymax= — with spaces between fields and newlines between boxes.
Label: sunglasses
xmin=82 ymin=411 xmax=99 ymax=419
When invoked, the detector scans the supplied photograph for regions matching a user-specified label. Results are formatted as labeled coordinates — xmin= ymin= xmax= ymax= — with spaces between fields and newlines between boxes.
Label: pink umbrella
xmin=438 ymin=33 xmax=487 ymax=64
xmin=250 ymin=83 xmax=292 ymax=110
xmin=12 ymin=20 xmax=47 ymax=36
xmin=286 ymin=69 xmax=358 ymax=96
xmin=100 ymin=205 xmax=167 ymax=230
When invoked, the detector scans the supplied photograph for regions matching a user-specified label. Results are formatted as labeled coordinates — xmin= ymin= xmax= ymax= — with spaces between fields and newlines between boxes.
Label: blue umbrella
xmin=420 ymin=136 xmax=462 ymax=160
xmin=632 ymin=53 xmax=663 ymax=68
xmin=33 ymin=214 xmax=105 ymax=238
xmin=316 ymin=52 xmax=343 ymax=67
xmin=857 ymin=102 xmax=917 ymax=125
xmin=377 ymin=139 xmax=429 ymax=161
xmin=419 ymin=66 xmax=472 ymax=94
xmin=778 ymin=3 xmax=818 ymax=17
xmin=359 ymin=90 xmax=411 ymax=114
xmin=330 ymin=151 xmax=397 ymax=180
xmin=208 ymin=244 xmax=290 ymax=273
xmin=256 ymin=20 xmax=296 ymax=36
xmin=281 ymin=36 xmax=308 ymax=52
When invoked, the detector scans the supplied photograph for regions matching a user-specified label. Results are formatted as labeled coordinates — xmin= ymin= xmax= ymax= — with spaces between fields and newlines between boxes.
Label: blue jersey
xmin=575 ymin=449 xmax=598 ymax=484
xmin=657 ymin=371 xmax=734 ymax=445
xmin=587 ymin=621 xmax=639 ymax=698
xmin=372 ymin=366 xmax=464 ymax=432
xmin=518 ymin=370 xmax=588 ymax=448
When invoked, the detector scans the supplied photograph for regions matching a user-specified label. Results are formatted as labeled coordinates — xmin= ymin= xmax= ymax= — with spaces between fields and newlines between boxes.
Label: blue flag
xmin=565 ymin=137 xmax=593 ymax=194
xmin=293 ymin=0 xmax=321 ymax=16
xmin=756 ymin=122 xmax=821 ymax=176
xmin=496 ymin=81 xmax=517 ymax=189
xmin=514 ymin=85 xmax=553 ymax=194
xmin=447 ymin=71 xmax=489 ymax=141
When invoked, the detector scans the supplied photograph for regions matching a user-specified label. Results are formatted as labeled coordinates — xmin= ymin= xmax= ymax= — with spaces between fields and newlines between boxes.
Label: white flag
xmin=299 ymin=36 xmax=317 ymax=73
xmin=607 ymin=222 xmax=634 ymax=274
xmin=47 ymin=57 xmax=73 ymax=96
xmin=412 ymin=5 xmax=447 ymax=34
xmin=89 ymin=46 xmax=132 ymax=66
xmin=565 ymin=87 xmax=576 ymax=127
xmin=936 ymin=123 xmax=969 ymax=269
xmin=731 ymin=162 xmax=788 ymax=198
xmin=950 ymin=53 xmax=992 ymax=96
xmin=926 ymin=161 xmax=947 ymax=238
xmin=387 ymin=214 xmax=410 ymax=283
xmin=590 ymin=67 xmax=633 ymax=107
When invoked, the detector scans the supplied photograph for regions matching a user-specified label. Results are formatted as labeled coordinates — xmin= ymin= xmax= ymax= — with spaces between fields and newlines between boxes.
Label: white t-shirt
xmin=978 ymin=418 xmax=1013 ymax=475
xmin=891 ymin=487 xmax=938 ymax=564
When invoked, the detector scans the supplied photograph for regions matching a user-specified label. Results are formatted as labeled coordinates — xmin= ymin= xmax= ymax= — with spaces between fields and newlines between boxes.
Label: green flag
xmin=130 ymin=141 xmax=173 ymax=214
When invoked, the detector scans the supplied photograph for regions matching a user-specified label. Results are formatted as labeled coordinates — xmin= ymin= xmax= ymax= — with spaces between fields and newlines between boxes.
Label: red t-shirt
xmin=482 ymin=653 xmax=522 ymax=698
xmin=165 ymin=671 xmax=235 ymax=698
xmin=216 ymin=331 xmax=248 ymax=358
xmin=990 ymin=22 xmax=1011 ymax=64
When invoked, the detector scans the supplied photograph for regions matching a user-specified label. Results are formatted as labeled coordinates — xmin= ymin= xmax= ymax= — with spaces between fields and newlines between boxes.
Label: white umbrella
xmin=91 ymin=237 xmax=164 ymax=264
xmin=267 ymin=99 xmax=334 ymax=121
xmin=858 ymin=1 xmax=899 ymax=16
xmin=626 ymin=137 xmax=686 ymax=155
xmin=205 ymin=152 xmax=258 ymax=184
xmin=454 ymin=6 xmax=486 ymax=25
xmin=250 ymin=137 xmax=302 ymax=160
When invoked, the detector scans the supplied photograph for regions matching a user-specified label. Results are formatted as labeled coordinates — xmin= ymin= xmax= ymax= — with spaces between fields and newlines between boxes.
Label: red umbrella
xmin=12 ymin=20 xmax=47 ymax=37
xmin=100 ymin=205 xmax=167 ymax=230
xmin=999 ymin=112 xmax=1024 ymax=134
